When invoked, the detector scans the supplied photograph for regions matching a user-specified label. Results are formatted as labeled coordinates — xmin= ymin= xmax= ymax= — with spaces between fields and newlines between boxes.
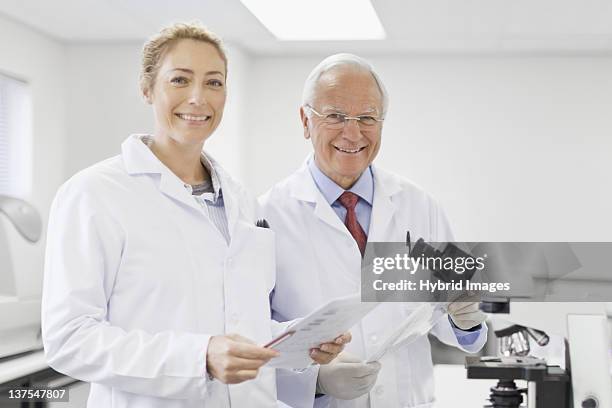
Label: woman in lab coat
xmin=41 ymin=23 xmax=344 ymax=408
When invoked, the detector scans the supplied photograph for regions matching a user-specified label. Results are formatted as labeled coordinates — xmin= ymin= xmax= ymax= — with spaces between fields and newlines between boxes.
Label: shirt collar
xmin=199 ymin=152 xmax=223 ymax=201
xmin=307 ymin=156 xmax=374 ymax=206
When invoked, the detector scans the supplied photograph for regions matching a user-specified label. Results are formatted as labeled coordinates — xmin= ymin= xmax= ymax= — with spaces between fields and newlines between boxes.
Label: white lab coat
xmin=259 ymin=161 xmax=487 ymax=408
xmin=42 ymin=135 xmax=284 ymax=408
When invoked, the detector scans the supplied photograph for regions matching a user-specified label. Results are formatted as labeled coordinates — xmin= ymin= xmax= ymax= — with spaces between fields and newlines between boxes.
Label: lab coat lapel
xmin=290 ymin=162 xmax=350 ymax=237
xmin=121 ymin=134 xmax=205 ymax=213
xmin=157 ymin=172 xmax=203 ymax=212
xmin=368 ymin=165 xmax=402 ymax=241
xmin=313 ymin=194 xmax=348 ymax=237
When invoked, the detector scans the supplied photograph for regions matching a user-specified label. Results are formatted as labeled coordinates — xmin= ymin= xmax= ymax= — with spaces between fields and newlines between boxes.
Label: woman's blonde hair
xmin=139 ymin=22 xmax=227 ymax=93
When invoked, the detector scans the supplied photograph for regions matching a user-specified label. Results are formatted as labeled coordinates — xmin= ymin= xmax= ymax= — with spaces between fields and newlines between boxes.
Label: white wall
xmin=64 ymin=42 xmax=148 ymax=176
xmin=245 ymin=55 xmax=612 ymax=241
xmin=61 ymin=49 xmax=612 ymax=242
xmin=64 ymin=42 xmax=250 ymax=182
xmin=0 ymin=14 xmax=66 ymax=297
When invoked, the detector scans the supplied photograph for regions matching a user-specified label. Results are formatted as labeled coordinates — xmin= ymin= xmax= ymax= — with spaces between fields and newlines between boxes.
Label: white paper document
xmin=265 ymin=294 xmax=379 ymax=368
xmin=365 ymin=303 xmax=438 ymax=363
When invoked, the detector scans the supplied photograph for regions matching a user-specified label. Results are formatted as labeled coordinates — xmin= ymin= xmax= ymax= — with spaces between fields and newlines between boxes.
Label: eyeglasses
xmin=305 ymin=105 xmax=384 ymax=129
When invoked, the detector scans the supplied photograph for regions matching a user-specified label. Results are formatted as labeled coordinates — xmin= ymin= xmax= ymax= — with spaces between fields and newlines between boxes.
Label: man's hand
xmin=206 ymin=334 xmax=279 ymax=384
xmin=316 ymin=352 xmax=381 ymax=400
xmin=309 ymin=332 xmax=352 ymax=365
xmin=447 ymin=293 xmax=487 ymax=330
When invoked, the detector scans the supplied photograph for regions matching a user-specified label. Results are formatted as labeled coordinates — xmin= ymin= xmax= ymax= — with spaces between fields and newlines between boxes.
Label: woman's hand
xmin=309 ymin=332 xmax=352 ymax=365
xmin=206 ymin=334 xmax=279 ymax=384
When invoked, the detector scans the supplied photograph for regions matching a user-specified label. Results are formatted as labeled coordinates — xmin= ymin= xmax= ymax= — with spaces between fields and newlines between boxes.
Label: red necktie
xmin=338 ymin=191 xmax=367 ymax=256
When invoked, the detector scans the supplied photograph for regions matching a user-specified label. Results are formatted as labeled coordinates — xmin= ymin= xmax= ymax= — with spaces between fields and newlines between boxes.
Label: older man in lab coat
xmin=259 ymin=54 xmax=488 ymax=408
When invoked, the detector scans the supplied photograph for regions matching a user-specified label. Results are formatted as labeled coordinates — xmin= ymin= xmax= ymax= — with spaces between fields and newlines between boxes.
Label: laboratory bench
xmin=0 ymin=350 xmax=88 ymax=407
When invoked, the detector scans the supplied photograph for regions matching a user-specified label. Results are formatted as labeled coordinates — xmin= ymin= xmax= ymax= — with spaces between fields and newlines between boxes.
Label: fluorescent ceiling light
xmin=240 ymin=0 xmax=386 ymax=41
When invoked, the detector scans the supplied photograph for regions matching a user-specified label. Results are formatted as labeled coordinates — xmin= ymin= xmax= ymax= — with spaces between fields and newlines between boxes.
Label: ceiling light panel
xmin=240 ymin=0 xmax=386 ymax=40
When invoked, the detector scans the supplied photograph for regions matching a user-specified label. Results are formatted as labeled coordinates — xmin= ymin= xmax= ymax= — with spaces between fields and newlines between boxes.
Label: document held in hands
xmin=264 ymin=294 xmax=379 ymax=368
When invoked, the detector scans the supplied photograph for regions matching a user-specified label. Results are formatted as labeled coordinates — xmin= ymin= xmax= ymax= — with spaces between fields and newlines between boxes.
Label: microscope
xmin=467 ymin=301 xmax=611 ymax=408
xmin=463 ymin=241 xmax=612 ymax=407
xmin=408 ymin=239 xmax=612 ymax=407
xmin=363 ymin=238 xmax=612 ymax=407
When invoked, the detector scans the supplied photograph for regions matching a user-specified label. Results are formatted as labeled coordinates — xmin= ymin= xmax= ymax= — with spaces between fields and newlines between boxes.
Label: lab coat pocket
xmin=240 ymin=225 xmax=277 ymax=295
xmin=226 ymin=224 xmax=277 ymax=343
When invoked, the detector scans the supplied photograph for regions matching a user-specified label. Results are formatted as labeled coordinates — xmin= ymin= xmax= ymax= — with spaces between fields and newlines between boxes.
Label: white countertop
xmin=0 ymin=350 xmax=48 ymax=384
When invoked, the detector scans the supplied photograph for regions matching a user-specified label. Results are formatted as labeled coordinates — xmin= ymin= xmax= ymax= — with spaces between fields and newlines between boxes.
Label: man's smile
xmin=333 ymin=145 xmax=367 ymax=154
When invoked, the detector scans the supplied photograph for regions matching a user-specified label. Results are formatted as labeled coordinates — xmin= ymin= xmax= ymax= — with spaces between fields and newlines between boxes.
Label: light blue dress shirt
xmin=307 ymin=157 xmax=481 ymax=345
xmin=308 ymin=158 xmax=374 ymax=234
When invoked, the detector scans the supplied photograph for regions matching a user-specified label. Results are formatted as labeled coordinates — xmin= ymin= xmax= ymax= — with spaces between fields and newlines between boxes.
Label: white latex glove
xmin=447 ymin=293 xmax=487 ymax=330
xmin=316 ymin=352 xmax=381 ymax=400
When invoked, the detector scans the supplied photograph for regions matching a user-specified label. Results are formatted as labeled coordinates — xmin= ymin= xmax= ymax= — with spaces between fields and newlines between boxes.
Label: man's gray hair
xmin=301 ymin=53 xmax=388 ymax=117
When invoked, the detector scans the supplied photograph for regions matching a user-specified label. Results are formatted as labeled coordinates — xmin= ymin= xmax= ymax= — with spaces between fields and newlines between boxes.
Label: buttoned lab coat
xmin=259 ymin=162 xmax=487 ymax=408
xmin=42 ymin=135 xmax=287 ymax=408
